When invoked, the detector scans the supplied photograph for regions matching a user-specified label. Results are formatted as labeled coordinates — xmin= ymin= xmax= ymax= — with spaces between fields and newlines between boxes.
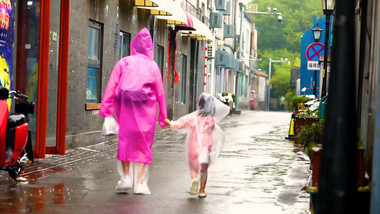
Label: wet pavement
xmin=0 ymin=111 xmax=311 ymax=214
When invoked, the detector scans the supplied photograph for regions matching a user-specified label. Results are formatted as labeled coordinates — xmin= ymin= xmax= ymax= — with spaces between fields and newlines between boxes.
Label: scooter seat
xmin=7 ymin=114 xmax=26 ymax=129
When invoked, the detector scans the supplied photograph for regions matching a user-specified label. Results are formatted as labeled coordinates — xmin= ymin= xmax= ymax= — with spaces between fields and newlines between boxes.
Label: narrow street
xmin=0 ymin=111 xmax=310 ymax=214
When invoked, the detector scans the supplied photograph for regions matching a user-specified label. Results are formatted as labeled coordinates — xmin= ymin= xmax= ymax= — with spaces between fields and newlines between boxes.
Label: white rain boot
xmin=132 ymin=163 xmax=151 ymax=195
xmin=133 ymin=183 xmax=151 ymax=195
xmin=116 ymin=176 xmax=132 ymax=192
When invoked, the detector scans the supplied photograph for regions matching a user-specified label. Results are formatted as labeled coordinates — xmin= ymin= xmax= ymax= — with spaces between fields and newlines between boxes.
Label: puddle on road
xmin=0 ymin=181 xmax=69 ymax=213
xmin=0 ymin=171 xmax=92 ymax=213
xmin=0 ymin=163 xmax=85 ymax=213
xmin=21 ymin=164 xmax=69 ymax=182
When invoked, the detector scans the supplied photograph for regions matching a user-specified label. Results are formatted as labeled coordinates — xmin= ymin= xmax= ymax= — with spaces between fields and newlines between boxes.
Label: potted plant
xmin=289 ymin=95 xmax=310 ymax=112
xmin=288 ymin=96 xmax=320 ymax=144
xmin=302 ymin=125 xmax=369 ymax=214
xmin=294 ymin=107 xmax=320 ymax=145
xmin=297 ymin=119 xmax=324 ymax=159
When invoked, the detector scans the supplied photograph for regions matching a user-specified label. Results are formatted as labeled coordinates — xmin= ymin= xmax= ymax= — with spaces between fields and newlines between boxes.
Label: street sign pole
xmin=321 ymin=14 xmax=331 ymax=97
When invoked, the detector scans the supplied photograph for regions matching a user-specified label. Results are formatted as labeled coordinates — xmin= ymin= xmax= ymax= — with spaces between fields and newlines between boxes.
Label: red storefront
xmin=13 ymin=0 xmax=70 ymax=158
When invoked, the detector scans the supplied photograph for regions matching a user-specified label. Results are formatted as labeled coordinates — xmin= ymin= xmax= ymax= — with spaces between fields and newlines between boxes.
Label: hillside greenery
xmin=248 ymin=0 xmax=323 ymax=109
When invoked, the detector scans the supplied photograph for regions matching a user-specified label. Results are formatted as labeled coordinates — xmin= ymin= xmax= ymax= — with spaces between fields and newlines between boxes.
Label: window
xmin=245 ymin=76 xmax=248 ymax=97
xmin=240 ymin=75 xmax=245 ymax=97
xmin=181 ymin=55 xmax=187 ymax=103
xmin=119 ymin=31 xmax=131 ymax=59
xmin=87 ymin=20 xmax=103 ymax=102
xmin=156 ymin=45 xmax=164 ymax=78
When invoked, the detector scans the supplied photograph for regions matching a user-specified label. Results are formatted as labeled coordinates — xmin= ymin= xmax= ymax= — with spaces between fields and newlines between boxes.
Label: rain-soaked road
xmin=0 ymin=111 xmax=311 ymax=214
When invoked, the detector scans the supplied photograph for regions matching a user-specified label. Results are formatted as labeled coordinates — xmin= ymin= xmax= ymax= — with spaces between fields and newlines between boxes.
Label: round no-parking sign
xmin=306 ymin=43 xmax=325 ymax=61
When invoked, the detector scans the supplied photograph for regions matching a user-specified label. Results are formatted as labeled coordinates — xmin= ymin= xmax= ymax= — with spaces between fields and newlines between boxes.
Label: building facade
xmin=4 ymin=0 xmax=259 ymax=158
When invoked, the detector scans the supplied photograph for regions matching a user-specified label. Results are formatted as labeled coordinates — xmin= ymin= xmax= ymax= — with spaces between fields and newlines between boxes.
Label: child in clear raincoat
xmin=165 ymin=92 xmax=229 ymax=198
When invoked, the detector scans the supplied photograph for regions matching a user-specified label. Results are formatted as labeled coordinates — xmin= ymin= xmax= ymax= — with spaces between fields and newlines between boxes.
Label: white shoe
xmin=188 ymin=178 xmax=199 ymax=195
xmin=116 ymin=176 xmax=132 ymax=192
xmin=134 ymin=184 xmax=151 ymax=195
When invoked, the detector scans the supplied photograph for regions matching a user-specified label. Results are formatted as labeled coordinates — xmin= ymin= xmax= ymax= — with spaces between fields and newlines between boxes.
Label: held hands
xmin=164 ymin=118 xmax=186 ymax=129
xmin=164 ymin=119 xmax=171 ymax=126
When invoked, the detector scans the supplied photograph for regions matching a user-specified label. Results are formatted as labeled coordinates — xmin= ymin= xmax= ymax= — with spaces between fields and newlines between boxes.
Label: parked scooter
xmin=0 ymin=86 xmax=34 ymax=180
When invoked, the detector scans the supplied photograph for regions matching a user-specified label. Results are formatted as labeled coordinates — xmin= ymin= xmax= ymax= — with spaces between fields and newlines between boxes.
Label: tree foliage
xmin=249 ymin=0 xmax=323 ymax=52
xmin=248 ymin=0 xmax=323 ymax=103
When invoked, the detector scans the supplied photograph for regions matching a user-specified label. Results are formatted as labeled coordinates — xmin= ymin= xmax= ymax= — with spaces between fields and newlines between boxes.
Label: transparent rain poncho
xmin=170 ymin=92 xmax=230 ymax=172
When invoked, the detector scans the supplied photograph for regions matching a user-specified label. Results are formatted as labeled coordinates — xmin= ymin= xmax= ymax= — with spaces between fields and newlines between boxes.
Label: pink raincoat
xmin=99 ymin=28 xmax=167 ymax=164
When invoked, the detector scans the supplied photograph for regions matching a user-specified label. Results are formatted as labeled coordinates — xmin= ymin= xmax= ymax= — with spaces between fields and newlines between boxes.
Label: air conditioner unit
xmin=224 ymin=24 xmax=235 ymax=38
xmin=215 ymin=0 xmax=226 ymax=11
xmin=210 ymin=12 xmax=223 ymax=28
xmin=234 ymin=59 xmax=241 ymax=71
xmin=215 ymin=51 xmax=227 ymax=66
xmin=224 ymin=54 xmax=234 ymax=69
xmin=222 ymin=1 xmax=231 ymax=16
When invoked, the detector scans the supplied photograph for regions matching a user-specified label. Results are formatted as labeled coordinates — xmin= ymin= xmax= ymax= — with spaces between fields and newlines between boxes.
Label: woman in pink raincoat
xmin=99 ymin=28 xmax=167 ymax=195
xmin=165 ymin=92 xmax=229 ymax=198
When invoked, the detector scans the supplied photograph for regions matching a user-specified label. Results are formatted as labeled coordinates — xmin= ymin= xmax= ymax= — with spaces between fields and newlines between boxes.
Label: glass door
xmin=46 ymin=0 xmax=61 ymax=147
xmin=16 ymin=0 xmax=70 ymax=157
xmin=16 ymin=0 xmax=41 ymax=151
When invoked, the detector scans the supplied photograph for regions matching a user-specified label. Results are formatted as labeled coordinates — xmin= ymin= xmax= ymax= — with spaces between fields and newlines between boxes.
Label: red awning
xmin=155 ymin=5 xmax=194 ymax=29
xmin=175 ymin=11 xmax=195 ymax=30
xmin=181 ymin=14 xmax=214 ymax=41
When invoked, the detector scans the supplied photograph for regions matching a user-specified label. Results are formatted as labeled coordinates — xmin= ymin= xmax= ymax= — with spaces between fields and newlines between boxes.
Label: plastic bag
xmin=101 ymin=117 xmax=119 ymax=136
xmin=209 ymin=124 xmax=225 ymax=164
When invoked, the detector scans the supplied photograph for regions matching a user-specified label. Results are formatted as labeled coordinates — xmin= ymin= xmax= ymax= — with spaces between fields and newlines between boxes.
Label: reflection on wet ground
xmin=0 ymin=180 xmax=66 ymax=212
xmin=0 ymin=111 xmax=310 ymax=214
xmin=0 ymin=140 xmax=118 ymax=213
xmin=22 ymin=163 xmax=68 ymax=182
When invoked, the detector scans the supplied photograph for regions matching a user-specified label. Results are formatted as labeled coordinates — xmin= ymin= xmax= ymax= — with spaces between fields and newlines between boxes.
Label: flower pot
xmin=294 ymin=117 xmax=319 ymax=145
xmin=311 ymin=148 xmax=365 ymax=187
xmin=306 ymin=186 xmax=370 ymax=214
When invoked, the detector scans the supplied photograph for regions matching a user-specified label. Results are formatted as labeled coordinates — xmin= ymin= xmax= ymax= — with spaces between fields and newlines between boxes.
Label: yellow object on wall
xmin=0 ymin=56 xmax=11 ymax=109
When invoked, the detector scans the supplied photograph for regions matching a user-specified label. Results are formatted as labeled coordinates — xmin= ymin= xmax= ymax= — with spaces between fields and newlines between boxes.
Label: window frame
xmin=118 ymin=31 xmax=131 ymax=59
xmin=86 ymin=20 xmax=103 ymax=105
xmin=207 ymin=0 xmax=212 ymax=10
xmin=156 ymin=44 xmax=164 ymax=78
xmin=181 ymin=55 xmax=187 ymax=104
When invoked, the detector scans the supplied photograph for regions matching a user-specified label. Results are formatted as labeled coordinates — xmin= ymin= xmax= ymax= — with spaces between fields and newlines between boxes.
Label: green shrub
xmin=296 ymin=109 xmax=319 ymax=119
xmin=298 ymin=119 xmax=324 ymax=157
xmin=289 ymin=96 xmax=310 ymax=112
xmin=231 ymin=94 xmax=236 ymax=102
xmin=285 ymin=90 xmax=295 ymax=111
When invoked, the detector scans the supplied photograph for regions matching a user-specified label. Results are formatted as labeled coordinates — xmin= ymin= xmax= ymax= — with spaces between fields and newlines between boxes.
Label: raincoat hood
xmin=130 ymin=27 xmax=154 ymax=60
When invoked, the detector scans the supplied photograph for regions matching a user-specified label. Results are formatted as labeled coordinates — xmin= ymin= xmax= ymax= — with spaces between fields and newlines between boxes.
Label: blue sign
xmin=300 ymin=16 xmax=331 ymax=96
